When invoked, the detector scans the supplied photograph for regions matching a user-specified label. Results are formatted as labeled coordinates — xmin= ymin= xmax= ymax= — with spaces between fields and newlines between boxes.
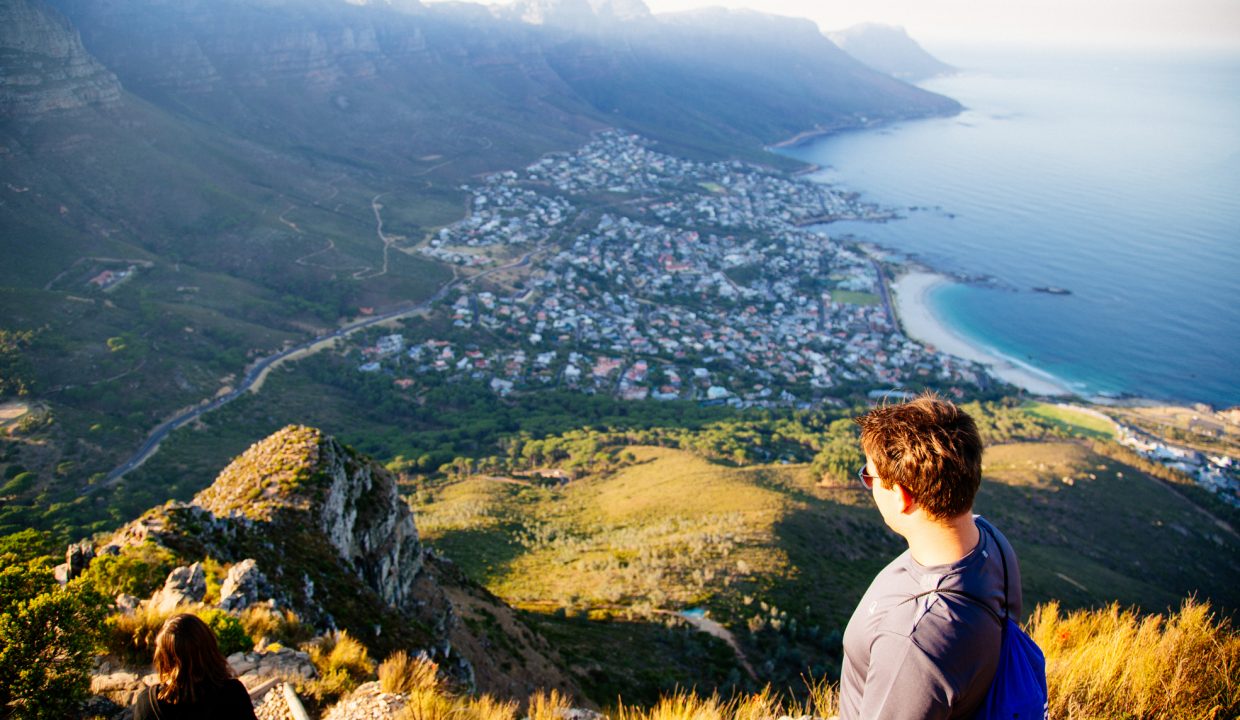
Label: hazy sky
xmin=643 ymin=0 xmax=1240 ymax=50
xmin=434 ymin=0 xmax=1240 ymax=51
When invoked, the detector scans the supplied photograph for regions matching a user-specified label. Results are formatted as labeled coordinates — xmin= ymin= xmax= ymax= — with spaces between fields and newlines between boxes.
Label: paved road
xmin=103 ymin=252 xmax=534 ymax=486
xmin=870 ymin=257 xmax=897 ymax=332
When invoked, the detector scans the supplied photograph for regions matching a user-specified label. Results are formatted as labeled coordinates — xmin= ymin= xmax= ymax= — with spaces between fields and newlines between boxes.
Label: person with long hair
xmin=132 ymin=613 xmax=258 ymax=719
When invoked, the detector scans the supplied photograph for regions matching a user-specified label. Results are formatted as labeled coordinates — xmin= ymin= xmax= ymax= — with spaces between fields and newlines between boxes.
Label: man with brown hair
xmin=839 ymin=393 xmax=1023 ymax=719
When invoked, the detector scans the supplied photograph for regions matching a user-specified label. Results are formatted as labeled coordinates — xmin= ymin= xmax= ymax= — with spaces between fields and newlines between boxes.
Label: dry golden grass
xmin=392 ymin=683 xmax=520 ymax=720
xmin=398 ymin=687 xmax=458 ymax=720
xmin=345 ymin=601 xmax=1239 ymax=720
xmin=104 ymin=604 xmax=172 ymax=665
xmin=380 ymin=651 xmax=443 ymax=695
xmin=460 ymin=694 xmax=519 ymax=720
xmin=240 ymin=604 xmax=311 ymax=647
xmin=528 ymin=689 xmax=574 ymax=720
xmin=1029 ymin=598 xmax=1239 ymax=719
xmin=612 ymin=681 xmax=836 ymax=720
xmin=302 ymin=630 xmax=375 ymax=701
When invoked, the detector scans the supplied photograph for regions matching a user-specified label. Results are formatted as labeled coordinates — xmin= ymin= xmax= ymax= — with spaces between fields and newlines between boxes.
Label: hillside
xmin=410 ymin=432 xmax=1240 ymax=698
xmin=6 ymin=416 xmax=1238 ymax=716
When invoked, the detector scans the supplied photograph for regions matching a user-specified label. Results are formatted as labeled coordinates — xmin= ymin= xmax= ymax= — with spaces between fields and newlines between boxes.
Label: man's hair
xmin=153 ymin=613 xmax=235 ymax=704
xmin=855 ymin=392 xmax=983 ymax=520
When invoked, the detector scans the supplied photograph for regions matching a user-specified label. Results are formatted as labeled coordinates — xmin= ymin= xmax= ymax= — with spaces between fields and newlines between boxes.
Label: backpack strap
xmin=906 ymin=587 xmax=1005 ymax=625
xmin=903 ymin=519 xmax=1010 ymax=625
xmin=978 ymin=519 xmax=1011 ymax=621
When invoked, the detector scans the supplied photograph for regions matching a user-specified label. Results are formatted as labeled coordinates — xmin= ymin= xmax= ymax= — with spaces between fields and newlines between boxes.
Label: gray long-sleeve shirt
xmin=839 ymin=516 xmax=1022 ymax=720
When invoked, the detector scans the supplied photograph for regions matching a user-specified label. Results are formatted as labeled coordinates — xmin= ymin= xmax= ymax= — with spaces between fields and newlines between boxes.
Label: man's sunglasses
xmin=857 ymin=466 xmax=878 ymax=490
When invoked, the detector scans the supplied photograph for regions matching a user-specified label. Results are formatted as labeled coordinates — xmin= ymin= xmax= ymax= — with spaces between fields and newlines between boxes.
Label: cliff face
xmin=0 ymin=0 xmax=120 ymax=118
xmin=105 ymin=426 xmax=579 ymax=698
xmin=195 ymin=426 xmax=424 ymax=609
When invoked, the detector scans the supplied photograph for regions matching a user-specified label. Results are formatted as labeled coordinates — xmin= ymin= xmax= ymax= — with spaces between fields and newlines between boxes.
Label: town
xmin=353 ymin=131 xmax=988 ymax=409
xmin=1117 ymin=423 xmax=1240 ymax=508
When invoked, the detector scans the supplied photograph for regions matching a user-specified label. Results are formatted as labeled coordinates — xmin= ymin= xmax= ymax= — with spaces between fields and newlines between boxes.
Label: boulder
xmin=227 ymin=646 xmax=317 ymax=686
xmin=89 ymin=668 xmax=156 ymax=707
xmin=323 ymin=681 xmax=407 ymax=720
xmin=150 ymin=562 xmax=206 ymax=614
xmin=219 ymin=558 xmax=268 ymax=612
xmin=66 ymin=540 xmax=95 ymax=579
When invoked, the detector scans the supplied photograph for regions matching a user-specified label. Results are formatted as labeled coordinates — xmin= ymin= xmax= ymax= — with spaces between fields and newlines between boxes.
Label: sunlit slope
xmin=977 ymin=442 xmax=1237 ymax=612
xmin=415 ymin=441 xmax=1240 ymax=626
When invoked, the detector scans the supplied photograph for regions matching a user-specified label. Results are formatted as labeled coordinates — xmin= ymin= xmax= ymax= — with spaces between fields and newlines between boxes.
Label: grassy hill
xmin=410 ymin=437 xmax=1240 ymax=699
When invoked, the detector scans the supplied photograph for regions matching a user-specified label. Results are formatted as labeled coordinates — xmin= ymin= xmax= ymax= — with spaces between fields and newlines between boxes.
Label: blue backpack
xmin=910 ymin=524 xmax=1049 ymax=720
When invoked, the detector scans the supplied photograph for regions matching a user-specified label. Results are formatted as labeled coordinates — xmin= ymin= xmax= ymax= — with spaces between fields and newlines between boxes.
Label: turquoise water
xmin=783 ymin=48 xmax=1240 ymax=407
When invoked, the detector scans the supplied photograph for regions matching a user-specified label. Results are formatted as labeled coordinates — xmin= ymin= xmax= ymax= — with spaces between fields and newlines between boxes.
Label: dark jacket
xmin=132 ymin=678 xmax=258 ymax=720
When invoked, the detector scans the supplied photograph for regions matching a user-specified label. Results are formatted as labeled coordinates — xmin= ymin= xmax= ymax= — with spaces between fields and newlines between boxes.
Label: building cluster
xmin=1118 ymin=425 xmax=1239 ymax=507
xmin=359 ymin=131 xmax=986 ymax=407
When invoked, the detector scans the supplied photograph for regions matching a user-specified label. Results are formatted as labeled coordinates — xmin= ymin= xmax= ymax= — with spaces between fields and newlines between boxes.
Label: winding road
xmin=102 ymin=251 xmax=535 ymax=486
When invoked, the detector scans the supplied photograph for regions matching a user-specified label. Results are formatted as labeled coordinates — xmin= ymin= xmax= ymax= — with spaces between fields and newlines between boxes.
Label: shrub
xmin=105 ymin=605 xmax=251 ymax=664
xmin=197 ymin=608 xmax=252 ymax=656
xmin=0 ymin=529 xmax=54 ymax=562
xmin=200 ymin=556 xmax=227 ymax=605
xmin=0 ymin=471 xmax=35 ymax=496
xmin=379 ymin=650 xmax=442 ymax=695
xmin=0 ymin=554 xmax=106 ymax=719
xmin=78 ymin=542 xmax=178 ymax=599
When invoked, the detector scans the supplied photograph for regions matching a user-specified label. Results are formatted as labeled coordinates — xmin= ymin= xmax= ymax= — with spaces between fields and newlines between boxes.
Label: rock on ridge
xmin=195 ymin=424 xmax=423 ymax=609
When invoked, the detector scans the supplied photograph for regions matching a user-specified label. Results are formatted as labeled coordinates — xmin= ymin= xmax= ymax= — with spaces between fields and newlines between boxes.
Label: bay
xmin=782 ymin=47 xmax=1240 ymax=408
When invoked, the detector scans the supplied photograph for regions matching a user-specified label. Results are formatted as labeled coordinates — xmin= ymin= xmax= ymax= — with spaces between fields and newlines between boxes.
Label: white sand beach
xmin=891 ymin=271 xmax=1075 ymax=397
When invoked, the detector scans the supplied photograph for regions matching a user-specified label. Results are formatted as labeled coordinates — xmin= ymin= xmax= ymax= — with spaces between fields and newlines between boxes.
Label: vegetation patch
xmin=1023 ymin=402 xmax=1116 ymax=440
xmin=828 ymin=290 xmax=880 ymax=306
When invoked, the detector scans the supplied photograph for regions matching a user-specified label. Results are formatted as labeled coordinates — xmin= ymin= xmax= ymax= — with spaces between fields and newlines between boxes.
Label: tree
xmin=0 ymin=330 xmax=37 ymax=398
xmin=0 ymin=554 xmax=106 ymax=719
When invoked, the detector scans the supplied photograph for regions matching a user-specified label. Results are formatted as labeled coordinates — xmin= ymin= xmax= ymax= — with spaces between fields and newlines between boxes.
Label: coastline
xmin=890 ymin=270 xmax=1077 ymax=397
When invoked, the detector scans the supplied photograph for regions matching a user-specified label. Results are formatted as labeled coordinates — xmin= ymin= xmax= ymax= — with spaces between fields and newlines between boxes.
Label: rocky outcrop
xmin=150 ymin=562 xmax=206 ymax=614
xmin=0 ymin=0 xmax=120 ymax=118
xmin=219 ymin=558 xmax=270 ymax=612
xmin=196 ymin=425 xmax=423 ymax=611
xmin=95 ymin=426 xmax=581 ymax=701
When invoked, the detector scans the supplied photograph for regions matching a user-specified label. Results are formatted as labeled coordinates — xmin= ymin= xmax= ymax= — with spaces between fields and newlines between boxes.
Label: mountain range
xmin=0 ymin=0 xmax=960 ymax=527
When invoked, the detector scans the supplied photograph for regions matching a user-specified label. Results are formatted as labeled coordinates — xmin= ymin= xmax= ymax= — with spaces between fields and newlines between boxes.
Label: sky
xmin=429 ymin=0 xmax=1240 ymax=52
xmin=642 ymin=0 xmax=1240 ymax=51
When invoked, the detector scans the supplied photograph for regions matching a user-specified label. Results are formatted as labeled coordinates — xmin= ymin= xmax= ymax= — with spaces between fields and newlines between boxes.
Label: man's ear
xmin=894 ymin=483 xmax=918 ymax=514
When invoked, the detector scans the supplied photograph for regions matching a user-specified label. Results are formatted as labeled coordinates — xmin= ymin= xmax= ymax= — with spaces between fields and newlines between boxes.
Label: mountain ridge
xmin=827 ymin=23 xmax=955 ymax=82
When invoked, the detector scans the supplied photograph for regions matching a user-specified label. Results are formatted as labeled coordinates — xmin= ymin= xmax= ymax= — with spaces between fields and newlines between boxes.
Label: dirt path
xmin=353 ymin=193 xmax=394 ymax=279
xmin=657 ymin=610 xmax=758 ymax=680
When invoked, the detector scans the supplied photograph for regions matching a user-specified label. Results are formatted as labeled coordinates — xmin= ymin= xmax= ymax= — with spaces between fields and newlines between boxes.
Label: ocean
xmin=782 ymin=46 xmax=1240 ymax=408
